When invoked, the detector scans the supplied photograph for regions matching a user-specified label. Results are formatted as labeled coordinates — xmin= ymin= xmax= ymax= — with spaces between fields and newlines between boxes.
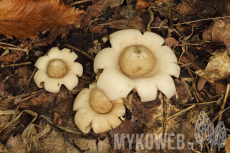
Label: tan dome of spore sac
xmin=94 ymin=29 xmax=180 ymax=102
xmin=34 ymin=47 xmax=83 ymax=93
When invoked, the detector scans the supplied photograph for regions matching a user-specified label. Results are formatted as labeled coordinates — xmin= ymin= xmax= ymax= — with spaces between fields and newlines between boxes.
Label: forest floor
xmin=0 ymin=0 xmax=230 ymax=152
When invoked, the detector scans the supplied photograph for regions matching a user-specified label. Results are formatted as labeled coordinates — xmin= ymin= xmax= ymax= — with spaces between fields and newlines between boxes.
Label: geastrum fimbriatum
xmin=94 ymin=29 xmax=180 ymax=102
xmin=34 ymin=47 xmax=83 ymax=93
xmin=73 ymin=83 xmax=125 ymax=133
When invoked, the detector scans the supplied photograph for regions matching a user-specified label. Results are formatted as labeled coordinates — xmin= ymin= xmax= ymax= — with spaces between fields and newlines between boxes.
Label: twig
xmin=64 ymin=44 xmax=94 ymax=61
xmin=0 ymin=49 xmax=9 ymax=58
xmin=174 ymin=15 xmax=230 ymax=26
xmin=0 ymin=110 xmax=15 ymax=115
xmin=98 ymin=19 xmax=129 ymax=26
xmin=0 ymin=42 xmax=20 ymax=48
xmin=147 ymin=6 xmax=154 ymax=31
xmin=70 ymin=0 xmax=92 ymax=6
xmin=0 ymin=38 xmax=11 ymax=42
xmin=212 ymin=106 xmax=230 ymax=124
xmin=182 ymin=101 xmax=218 ymax=105
xmin=218 ymin=83 xmax=229 ymax=121
xmin=178 ymin=44 xmax=186 ymax=62
xmin=2 ymin=76 xmax=11 ymax=83
xmin=1 ymin=61 xmax=32 ymax=68
xmin=1 ymin=89 xmax=44 ymax=104
xmin=0 ymin=42 xmax=28 ymax=52
xmin=22 ymin=68 xmax=37 ymax=93
xmin=151 ymin=15 xmax=230 ymax=29
xmin=166 ymin=104 xmax=196 ymax=120
xmin=0 ymin=45 xmax=28 ymax=52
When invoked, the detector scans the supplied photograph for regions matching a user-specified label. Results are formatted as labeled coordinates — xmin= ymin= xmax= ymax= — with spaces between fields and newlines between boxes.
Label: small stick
xmin=1 ymin=62 xmax=32 ymax=68
xmin=218 ymin=83 xmax=230 ymax=121
xmin=182 ymin=101 xmax=218 ymax=105
xmin=64 ymin=44 xmax=94 ymax=61
xmin=1 ymin=89 xmax=44 ymax=104
xmin=166 ymin=104 xmax=196 ymax=120
xmin=22 ymin=68 xmax=37 ymax=93
xmin=0 ymin=42 xmax=28 ymax=52
xmin=151 ymin=15 xmax=230 ymax=29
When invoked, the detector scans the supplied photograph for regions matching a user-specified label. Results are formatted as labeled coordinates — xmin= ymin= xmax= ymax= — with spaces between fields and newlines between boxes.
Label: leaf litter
xmin=0 ymin=0 xmax=85 ymax=40
xmin=1 ymin=0 xmax=230 ymax=152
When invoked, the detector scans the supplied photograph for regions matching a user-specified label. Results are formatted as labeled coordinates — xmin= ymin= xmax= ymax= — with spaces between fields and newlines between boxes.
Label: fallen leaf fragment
xmin=0 ymin=143 xmax=8 ymax=153
xmin=203 ymin=20 xmax=230 ymax=52
xmin=74 ymin=138 xmax=98 ymax=152
xmin=195 ymin=50 xmax=230 ymax=83
xmin=53 ymin=112 xmax=63 ymax=126
xmin=226 ymin=135 xmax=230 ymax=153
xmin=80 ymin=0 xmax=104 ymax=29
xmin=0 ymin=52 xmax=24 ymax=65
xmin=39 ymin=130 xmax=81 ymax=152
xmin=135 ymin=0 xmax=152 ymax=10
xmin=0 ymin=82 xmax=6 ymax=97
xmin=180 ymin=52 xmax=204 ymax=70
xmin=98 ymin=137 xmax=111 ymax=153
xmin=197 ymin=77 xmax=207 ymax=91
xmin=108 ymin=17 xmax=146 ymax=32
xmin=33 ymin=25 xmax=75 ymax=46
xmin=174 ymin=79 xmax=190 ymax=104
xmin=5 ymin=134 xmax=27 ymax=153
xmin=164 ymin=37 xmax=179 ymax=48
xmin=28 ymin=92 xmax=48 ymax=107
xmin=80 ymin=0 xmax=124 ymax=29
xmin=210 ymin=81 xmax=227 ymax=95
xmin=176 ymin=1 xmax=196 ymax=15
xmin=0 ymin=0 xmax=84 ymax=39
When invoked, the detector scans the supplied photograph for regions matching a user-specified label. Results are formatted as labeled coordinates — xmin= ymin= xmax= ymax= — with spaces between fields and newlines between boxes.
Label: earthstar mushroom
xmin=94 ymin=29 xmax=180 ymax=102
xmin=73 ymin=83 xmax=125 ymax=133
xmin=34 ymin=47 xmax=83 ymax=93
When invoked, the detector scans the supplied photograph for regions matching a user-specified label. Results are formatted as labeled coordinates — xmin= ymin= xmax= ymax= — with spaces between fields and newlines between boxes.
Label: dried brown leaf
xmin=98 ymin=137 xmax=111 ymax=153
xmin=203 ymin=20 xmax=230 ymax=52
xmin=39 ymin=130 xmax=81 ymax=152
xmin=5 ymin=134 xmax=27 ymax=153
xmin=0 ymin=52 xmax=24 ymax=65
xmin=80 ymin=0 xmax=104 ymax=29
xmin=29 ymin=92 xmax=48 ymax=107
xmin=197 ymin=77 xmax=207 ymax=91
xmin=180 ymin=52 xmax=204 ymax=70
xmin=135 ymin=0 xmax=152 ymax=10
xmin=108 ymin=17 xmax=146 ymax=32
xmin=0 ymin=0 xmax=84 ymax=39
xmin=74 ymin=138 xmax=99 ymax=152
xmin=53 ymin=112 xmax=63 ymax=126
xmin=210 ymin=81 xmax=227 ymax=95
xmin=195 ymin=50 xmax=230 ymax=83
xmin=0 ymin=82 xmax=5 ymax=97
xmin=81 ymin=0 xmax=124 ymax=29
xmin=164 ymin=37 xmax=179 ymax=48
xmin=176 ymin=2 xmax=197 ymax=15
xmin=174 ymin=79 xmax=189 ymax=104
xmin=33 ymin=25 xmax=75 ymax=46
xmin=226 ymin=135 xmax=230 ymax=153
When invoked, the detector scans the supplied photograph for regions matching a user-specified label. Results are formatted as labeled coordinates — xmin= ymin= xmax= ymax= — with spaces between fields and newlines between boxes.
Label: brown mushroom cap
xmin=47 ymin=59 xmax=68 ymax=78
xmin=119 ymin=45 xmax=156 ymax=77
xmin=90 ymin=88 xmax=112 ymax=113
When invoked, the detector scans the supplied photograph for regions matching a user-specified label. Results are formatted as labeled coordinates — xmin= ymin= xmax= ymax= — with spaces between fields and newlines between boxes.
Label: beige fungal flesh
xmin=119 ymin=45 xmax=156 ymax=77
xmin=47 ymin=59 xmax=68 ymax=78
